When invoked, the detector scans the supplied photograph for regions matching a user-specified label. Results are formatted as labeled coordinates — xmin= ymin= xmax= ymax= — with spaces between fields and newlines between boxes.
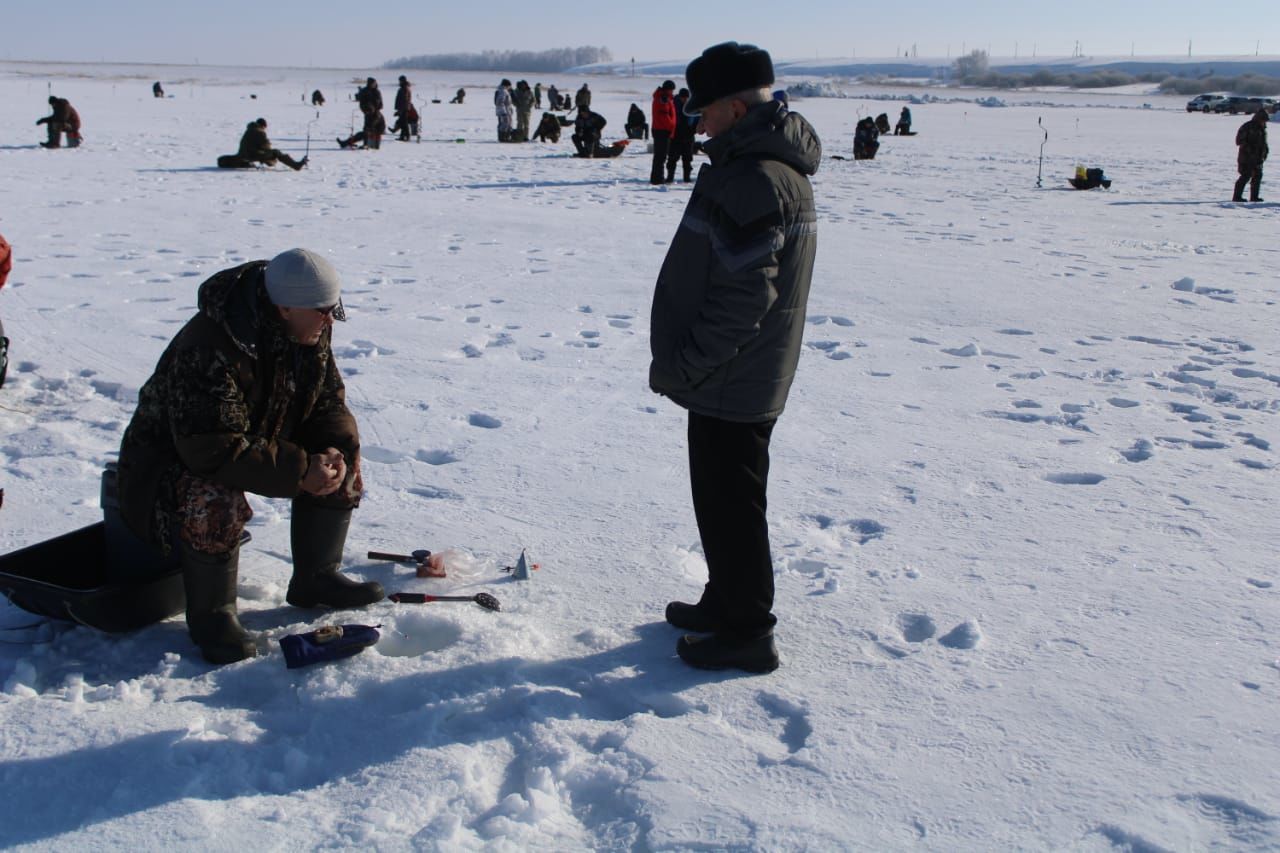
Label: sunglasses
xmin=315 ymin=299 xmax=347 ymax=321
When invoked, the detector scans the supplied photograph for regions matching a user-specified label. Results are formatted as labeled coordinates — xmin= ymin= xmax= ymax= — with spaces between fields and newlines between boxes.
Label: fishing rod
xmin=1037 ymin=116 xmax=1048 ymax=188
xmin=305 ymin=109 xmax=319 ymax=158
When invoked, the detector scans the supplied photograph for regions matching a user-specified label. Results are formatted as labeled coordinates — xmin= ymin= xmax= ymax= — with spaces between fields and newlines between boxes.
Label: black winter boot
xmin=665 ymin=600 xmax=720 ymax=633
xmin=286 ymin=502 xmax=384 ymax=609
xmin=677 ymin=631 xmax=779 ymax=673
xmin=181 ymin=542 xmax=257 ymax=665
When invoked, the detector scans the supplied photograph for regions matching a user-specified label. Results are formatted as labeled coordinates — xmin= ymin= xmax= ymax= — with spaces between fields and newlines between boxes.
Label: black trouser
xmin=667 ymin=138 xmax=693 ymax=181
xmin=218 ymin=150 xmax=303 ymax=169
xmin=1235 ymin=162 xmax=1263 ymax=201
xmin=651 ymin=130 xmax=671 ymax=183
xmin=572 ymin=131 xmax=598 ymax=157
xmin=687 ymin=411 xmax=777 ymax=637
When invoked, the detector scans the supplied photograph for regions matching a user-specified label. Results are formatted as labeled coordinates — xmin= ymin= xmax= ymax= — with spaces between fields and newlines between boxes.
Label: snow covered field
xmin=0 ymin=62 xmax=1277 ymax=851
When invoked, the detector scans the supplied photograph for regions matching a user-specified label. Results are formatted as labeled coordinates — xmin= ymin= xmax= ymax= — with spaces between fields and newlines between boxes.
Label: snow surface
xmin=0 ymin=64 xmax=1278 ymax=851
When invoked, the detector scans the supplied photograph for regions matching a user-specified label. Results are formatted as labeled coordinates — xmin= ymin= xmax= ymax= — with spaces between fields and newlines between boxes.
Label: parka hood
xmin=195 ymin=261 xmax=274 ymax=358
xmin=702 ymin=100 xmax=822 ymax=176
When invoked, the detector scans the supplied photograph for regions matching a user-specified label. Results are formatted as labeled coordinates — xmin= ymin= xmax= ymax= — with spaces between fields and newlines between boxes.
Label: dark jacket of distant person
xmin=38 ymin=97 xmax=80 ymax=133
xmin=1237 ymin=114 xmax=1269 ymax=169
xmin=237 ymin=120 xmax=274 ymax=160
xmin=357 ymin=81 xmax=382 ymax=115
xmin=394 ymin=78 xmax=412 ymax=117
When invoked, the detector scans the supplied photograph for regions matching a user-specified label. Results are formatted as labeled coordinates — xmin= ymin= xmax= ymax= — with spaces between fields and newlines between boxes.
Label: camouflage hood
xmin=194 ymin=260 xmax=330 ymax=357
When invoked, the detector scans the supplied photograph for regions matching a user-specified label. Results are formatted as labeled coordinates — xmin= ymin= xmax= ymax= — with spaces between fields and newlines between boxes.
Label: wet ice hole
xmin=376 ymin=613 xmax=465 ymax=658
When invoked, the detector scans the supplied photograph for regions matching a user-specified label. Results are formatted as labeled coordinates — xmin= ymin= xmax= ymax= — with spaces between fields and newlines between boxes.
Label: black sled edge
xmin=0 ymin=522 xmax=185 ymax=633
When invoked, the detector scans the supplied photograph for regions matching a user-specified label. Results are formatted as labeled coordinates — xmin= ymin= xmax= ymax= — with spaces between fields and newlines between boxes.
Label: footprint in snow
xmin=756 ymin=692 xmax=813 ymax=756
xmin=848 ymin=519 xmax=886 ymax=545
xmin=1044 ymin=472 xmax=1106 ymax=485
xmin=897 ymin=613 xmax=936 ymax=643
xmin=416 ymin=449 xmax=458 ymax=466
xmin=1119 ymin=440 xmax=1154 ymax=463
xmin=938 ymin=620 xmax=983 ymax=650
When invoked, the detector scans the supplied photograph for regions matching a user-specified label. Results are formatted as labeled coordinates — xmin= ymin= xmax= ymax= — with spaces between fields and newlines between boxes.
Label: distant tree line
xmin=949 ymin=50 xmax=1280 ymax=94
xmin=385 ymin=47 xmax=612 ymax=73
xmin=1156 ymin=75 xmax=1280 ymax=96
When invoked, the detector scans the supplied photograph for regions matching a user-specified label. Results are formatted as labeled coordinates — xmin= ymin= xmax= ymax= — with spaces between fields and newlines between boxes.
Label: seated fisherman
xmin=219 ymin=118 xmax=307 ymax=169
xmin=625 ymin=103 xmax=649 ymax=140
xmin=116 ymin=249 xmax=383 ymax=664
xmin=533 ymin=111 xmax=564 ymax=143
xmin=572 ymin=108 xmax=608 ymax=157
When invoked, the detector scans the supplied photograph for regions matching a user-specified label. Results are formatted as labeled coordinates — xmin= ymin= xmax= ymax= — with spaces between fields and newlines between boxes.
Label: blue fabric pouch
xmin=279 ymin=624 xmax=380 ymax=669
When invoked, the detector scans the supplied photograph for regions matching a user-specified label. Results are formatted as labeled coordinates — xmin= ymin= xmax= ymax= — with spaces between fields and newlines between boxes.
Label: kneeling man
xmin=118 ymin=249 xmax=382 ymax=664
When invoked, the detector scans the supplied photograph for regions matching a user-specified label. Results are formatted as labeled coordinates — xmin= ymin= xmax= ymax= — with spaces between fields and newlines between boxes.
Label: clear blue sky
xmin=4 ymin=1 xmax=1276 ymax=67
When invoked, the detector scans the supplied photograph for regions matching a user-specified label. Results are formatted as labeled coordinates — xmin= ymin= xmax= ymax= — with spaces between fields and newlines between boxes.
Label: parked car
xmin=1213 ymin=95 xmax=1276 ymax=114
xmin=1186 ymin=94 xmax=1226 ymax=112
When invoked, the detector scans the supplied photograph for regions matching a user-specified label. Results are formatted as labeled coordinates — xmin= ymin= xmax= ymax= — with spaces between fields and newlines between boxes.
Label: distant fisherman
xmin=1234 ymin=108 xmax=1269 ymax=203
xmin=37 ymin=96 xmax=81 ymax=148
xmin=218 ymin=118 xmax=307 ymax=170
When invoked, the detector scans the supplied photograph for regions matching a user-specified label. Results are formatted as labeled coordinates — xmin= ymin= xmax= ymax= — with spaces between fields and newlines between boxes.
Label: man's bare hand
xmin=301 ymin=447 xmax=346 ymax=496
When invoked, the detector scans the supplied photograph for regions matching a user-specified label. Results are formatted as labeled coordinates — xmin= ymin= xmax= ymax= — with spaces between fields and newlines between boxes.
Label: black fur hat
xmin=684 ymin=42 xmax=774 ymax=114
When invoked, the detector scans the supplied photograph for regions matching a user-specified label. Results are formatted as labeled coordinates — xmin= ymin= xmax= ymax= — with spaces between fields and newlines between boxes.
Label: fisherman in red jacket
xmin=650 ymin=80 xmax=677 ymax=184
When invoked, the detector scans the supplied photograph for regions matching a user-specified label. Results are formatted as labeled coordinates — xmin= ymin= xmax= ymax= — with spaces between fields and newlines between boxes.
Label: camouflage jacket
xmin=117 ymin=261 xmax=358 ymax=542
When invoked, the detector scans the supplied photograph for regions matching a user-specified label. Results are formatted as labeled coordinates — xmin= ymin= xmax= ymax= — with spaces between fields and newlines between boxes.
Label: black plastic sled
xmin=573 ymin=140 xmax=629 ymax=159
xmin=0 ymin=522 xmax=186 ymax=632
xmin=0 ymin=465 xmax=249 ymax=633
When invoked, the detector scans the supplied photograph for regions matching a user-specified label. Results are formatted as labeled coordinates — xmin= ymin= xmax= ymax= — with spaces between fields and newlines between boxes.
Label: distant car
xmin=1213 ymin=95 xmax=1275 ymax=114
xmin=1186 ymin=94 xmax=1226 ymax=112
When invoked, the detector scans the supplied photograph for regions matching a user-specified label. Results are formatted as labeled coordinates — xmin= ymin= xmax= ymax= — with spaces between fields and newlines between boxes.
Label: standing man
xmin=117 ymin=249 xmax=384 ymax=664
xmin=575 ymin=83 xmax=591 ymax=111
xmin=357 ymin=78 xmax=382 ymax=125
xmin=1234 ymin=108 xmax=1269 ymax=202
xmin=534 ymin=82 xmax=543 ymax=109
xmin=494 ymin=79 xmax=515 ymax=142
xmin=650 ymin=79 xmax=677 ymax=184
xmin=513 ymin=80 xmax=536 ymax=142
xmin=665 ymin=86 xmax=696 ymax=183
xmin=648 ymin=42 xmax=820 ymax=673
xmin=0 ymin=233 xmax=10 ymax=388
xmin=393 ymin=75 xmax=414 ymax=141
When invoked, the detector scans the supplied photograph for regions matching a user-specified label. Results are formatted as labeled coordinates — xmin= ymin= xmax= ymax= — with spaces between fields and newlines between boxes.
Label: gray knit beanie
xmin=264 ymin=248 xmax=345 ymax=320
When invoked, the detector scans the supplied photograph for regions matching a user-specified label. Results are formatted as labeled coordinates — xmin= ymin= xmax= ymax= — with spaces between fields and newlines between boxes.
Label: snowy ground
xmin=0 ymin=63 xmax=1277 ymax=851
